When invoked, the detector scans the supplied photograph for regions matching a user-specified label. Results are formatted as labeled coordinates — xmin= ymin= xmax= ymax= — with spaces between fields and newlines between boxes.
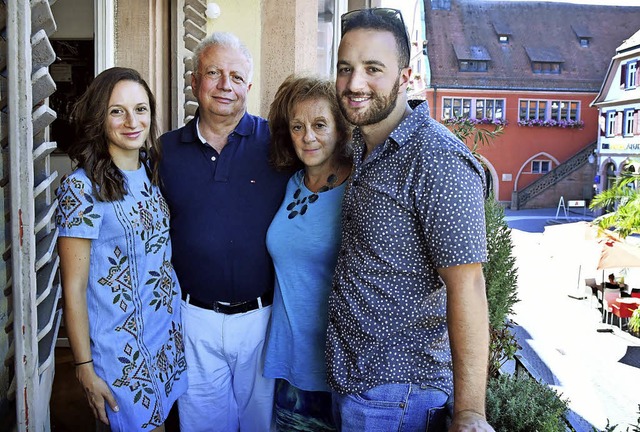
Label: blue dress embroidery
xmin=55 ymin=166 xmax=187 ymax=431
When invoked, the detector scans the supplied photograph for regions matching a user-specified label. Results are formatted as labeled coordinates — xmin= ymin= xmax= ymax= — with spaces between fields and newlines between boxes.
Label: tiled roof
xmin=618 ymin=28 xmax=640 ymax=53
xmin=425 ymin=0 xmax=640 ymax=91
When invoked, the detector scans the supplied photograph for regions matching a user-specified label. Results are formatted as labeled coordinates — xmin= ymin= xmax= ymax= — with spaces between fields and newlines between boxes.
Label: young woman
xmin=55 ymin=67 xmax=187 ymax=431
xmin=264 ymin=74 xmax=352 ymax=431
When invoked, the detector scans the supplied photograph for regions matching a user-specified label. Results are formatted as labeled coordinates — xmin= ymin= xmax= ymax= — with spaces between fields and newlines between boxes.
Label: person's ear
xmin=398 ymin=66 xmax=412 ymax=93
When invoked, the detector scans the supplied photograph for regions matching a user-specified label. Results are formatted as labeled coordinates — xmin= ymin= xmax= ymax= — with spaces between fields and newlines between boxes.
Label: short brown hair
xmin=268 ymin=74 xmax=352 ymax=171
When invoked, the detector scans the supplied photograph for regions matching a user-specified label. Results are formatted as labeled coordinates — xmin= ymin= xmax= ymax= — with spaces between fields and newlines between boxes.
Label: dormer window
xmin=492 ymin=22 xmax=512 ymax=45
xmin=572 ymin=24 xmax=592 ymax=48
xmin=453 ymin=44 xmax=491 ymax=73
xmin=532 ymin=62 xmax=561 ymax=74
xmin=525 ymin=47 xmax=564 ymax=75
xmin=460 ymin=60 xmax=488 ymax=72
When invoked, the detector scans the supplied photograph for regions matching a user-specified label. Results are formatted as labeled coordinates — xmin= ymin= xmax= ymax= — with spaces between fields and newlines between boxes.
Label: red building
xmin=421 ymin=0 xmax=640 ymax=208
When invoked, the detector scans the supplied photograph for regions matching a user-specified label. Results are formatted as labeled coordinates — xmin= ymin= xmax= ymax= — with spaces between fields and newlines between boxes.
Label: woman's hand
xmin=76 ymin=364 xmax=119 ymax=425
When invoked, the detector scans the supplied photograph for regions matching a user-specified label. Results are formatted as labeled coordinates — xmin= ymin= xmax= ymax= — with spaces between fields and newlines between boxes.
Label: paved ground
xmin=504 ymin=207 xmax=640 ymax=431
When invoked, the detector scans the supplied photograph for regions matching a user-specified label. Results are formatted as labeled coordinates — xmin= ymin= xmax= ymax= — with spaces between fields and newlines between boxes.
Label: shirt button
xmin=211 ymin=156 xmax=217 ymax=162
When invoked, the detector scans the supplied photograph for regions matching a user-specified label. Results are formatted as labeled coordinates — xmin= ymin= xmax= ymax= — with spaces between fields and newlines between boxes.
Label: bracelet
xmin=74 ymin=359 xmax=93 ymax=367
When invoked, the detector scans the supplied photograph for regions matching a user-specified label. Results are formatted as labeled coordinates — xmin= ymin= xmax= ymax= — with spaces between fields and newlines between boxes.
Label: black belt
xmin=181 ymin=290 xmax=273 ymax=315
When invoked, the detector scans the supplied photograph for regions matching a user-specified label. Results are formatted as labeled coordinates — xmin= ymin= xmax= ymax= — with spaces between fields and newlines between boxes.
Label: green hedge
xmin=486 ymin=374 xmax=569 ymax=432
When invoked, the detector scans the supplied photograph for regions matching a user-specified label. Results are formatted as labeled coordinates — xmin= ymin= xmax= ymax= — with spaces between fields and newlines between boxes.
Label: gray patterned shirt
xmin=326 ymin=101 xmax=487 ymax=395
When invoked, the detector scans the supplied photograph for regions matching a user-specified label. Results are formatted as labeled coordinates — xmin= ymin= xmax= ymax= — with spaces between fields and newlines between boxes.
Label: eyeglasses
xmin=340 ymin=8 xmax=411 ymax=67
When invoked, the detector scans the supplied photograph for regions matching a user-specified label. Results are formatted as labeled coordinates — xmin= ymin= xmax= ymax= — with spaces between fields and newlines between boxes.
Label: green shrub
xmin=483 ymin=195 xmax=519 ymax=330
xmin=486 ymin=374 xmax=569 ymax=432
xmin=483 ymin=195 xmax=520 ymax=377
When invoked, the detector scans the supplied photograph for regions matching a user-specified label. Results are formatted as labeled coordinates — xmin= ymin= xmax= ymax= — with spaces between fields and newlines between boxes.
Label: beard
xmin=338 ymin=78 xmax=400 ymax=127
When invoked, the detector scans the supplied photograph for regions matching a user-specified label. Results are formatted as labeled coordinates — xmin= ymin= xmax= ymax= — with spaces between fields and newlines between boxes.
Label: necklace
xmin=286 ymin=172 xmax=338 ymax=219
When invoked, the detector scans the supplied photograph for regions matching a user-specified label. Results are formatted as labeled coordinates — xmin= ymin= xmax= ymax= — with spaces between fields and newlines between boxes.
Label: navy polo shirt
xmin=159 ymin=112 xmax=289 ymax=303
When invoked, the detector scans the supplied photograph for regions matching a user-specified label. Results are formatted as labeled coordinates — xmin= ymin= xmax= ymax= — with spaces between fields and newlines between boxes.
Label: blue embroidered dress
xmin=55 ymin=166 xmax=187 ymax=431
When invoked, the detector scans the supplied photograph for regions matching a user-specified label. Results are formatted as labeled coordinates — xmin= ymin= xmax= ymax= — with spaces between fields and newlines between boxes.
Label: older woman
xmin=264 ymin=74 xmax=352 ymax=431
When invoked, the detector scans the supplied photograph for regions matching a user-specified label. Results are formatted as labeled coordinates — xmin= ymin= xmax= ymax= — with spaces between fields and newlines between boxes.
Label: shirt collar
xmin=193 ymin=110 xmax=255 ymax=145
xmin=388 ymin=100 xmax=430 ymax=148
xmin=351 ymin=100 xmax=431 ymax=154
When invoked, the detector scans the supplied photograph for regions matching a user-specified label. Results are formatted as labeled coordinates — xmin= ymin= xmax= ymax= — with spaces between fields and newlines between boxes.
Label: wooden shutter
xmin=620 ymin=62 xmax=627 ymax=87
xmin=171 ymin=0 xmax=207 ymax=128
xmin=2 ymin=1 xmax=61 ymax=430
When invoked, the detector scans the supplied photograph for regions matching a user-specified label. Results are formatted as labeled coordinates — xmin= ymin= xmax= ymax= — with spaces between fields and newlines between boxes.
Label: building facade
xmin=591 ymin=29 xmax=640 ymax=192
xmin=421 ymin=0 xmax=640 ymax=208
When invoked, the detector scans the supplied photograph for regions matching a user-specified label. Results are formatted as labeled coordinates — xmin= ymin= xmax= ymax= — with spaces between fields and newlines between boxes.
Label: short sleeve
xmin=420 ymin=147 xmax=487 ymax=268
xmin=55 ymin=172 xmax=103 ymax=239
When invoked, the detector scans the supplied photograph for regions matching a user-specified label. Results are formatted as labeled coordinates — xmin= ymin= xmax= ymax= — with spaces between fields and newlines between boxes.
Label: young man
xmin=326 ymin=8 xmax=495 ymax=432
xmin=159 ymin=32 xmax=288 ymax=431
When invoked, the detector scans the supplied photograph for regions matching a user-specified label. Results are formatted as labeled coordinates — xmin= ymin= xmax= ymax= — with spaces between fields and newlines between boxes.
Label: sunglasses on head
xmin=340 ymin=8 xmax=411 ymax=67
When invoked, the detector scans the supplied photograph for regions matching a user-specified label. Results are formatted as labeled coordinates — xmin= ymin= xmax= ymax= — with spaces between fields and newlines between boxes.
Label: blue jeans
xmin=332 ymin=383 xmax=449 ymax=432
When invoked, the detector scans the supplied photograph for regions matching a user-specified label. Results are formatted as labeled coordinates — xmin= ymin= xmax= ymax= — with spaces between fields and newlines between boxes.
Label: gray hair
xmin=192 ymin=32 xmax=254 ymax=82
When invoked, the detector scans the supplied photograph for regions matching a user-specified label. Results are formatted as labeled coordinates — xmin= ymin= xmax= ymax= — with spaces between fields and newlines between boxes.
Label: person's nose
xmin=346 ymin=68 xmax=367 ymax=93
xmin=303 ymin=127 xmax=316 ymax=144
xmin=217 ymin=73 xmax=232 ymax=91
xmin=124 ymin=111 xmax=139 ymax=129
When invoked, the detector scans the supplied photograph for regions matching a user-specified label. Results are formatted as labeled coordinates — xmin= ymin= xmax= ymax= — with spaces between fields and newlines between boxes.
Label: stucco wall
xmin=519 ymin=162 xmax=597 ymax=209
xmin=424 ymin=88 xmax=600 ymax=203
xmin=206 ymin=0 xmax=264 ymax=117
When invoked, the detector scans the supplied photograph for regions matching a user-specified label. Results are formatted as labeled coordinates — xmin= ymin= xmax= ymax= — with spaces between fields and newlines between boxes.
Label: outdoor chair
xmin=585 ymin=278 xmax=600 ymax=308
xmin=602 ymin=288 xmax=621 ymax=324
xmin=611 ymin=301 xmax=634 ymax=330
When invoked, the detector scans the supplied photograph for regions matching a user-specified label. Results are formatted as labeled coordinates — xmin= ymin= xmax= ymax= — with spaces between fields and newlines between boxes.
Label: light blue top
xmin=264 ymin=169 xmax=345 ymax=392
xmin=55 ymin=166 xmax=187 ymax=432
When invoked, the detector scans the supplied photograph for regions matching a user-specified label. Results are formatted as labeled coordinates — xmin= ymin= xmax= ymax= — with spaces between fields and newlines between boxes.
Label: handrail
xmin=515 ymin=142 xmax=597 ymax=209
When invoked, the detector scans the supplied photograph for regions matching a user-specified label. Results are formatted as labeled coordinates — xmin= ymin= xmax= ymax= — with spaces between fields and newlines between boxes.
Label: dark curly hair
xmin=268 ymin=74 xmax=352 ymax=171
xmin=66 ymin=67 xmax=161 ymax=202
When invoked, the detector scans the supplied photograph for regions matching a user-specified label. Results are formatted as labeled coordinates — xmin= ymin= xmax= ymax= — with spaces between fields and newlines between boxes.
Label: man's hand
xmin=449 ymin=410 xmax=495 ymax=432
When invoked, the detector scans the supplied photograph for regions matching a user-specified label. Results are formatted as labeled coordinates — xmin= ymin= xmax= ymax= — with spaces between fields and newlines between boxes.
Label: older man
xmin=159 ymin=32 xmax=288 ymax=431
xmin=326 ymin=8 xmax=495 ymax=432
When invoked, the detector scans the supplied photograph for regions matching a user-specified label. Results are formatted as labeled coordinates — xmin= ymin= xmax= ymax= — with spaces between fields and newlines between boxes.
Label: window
xmin=499 ymin=35 xmax=508 ymax=43
xmin=519 ymin=99 xmax=581 ymax=124
xmin=475 ymin=99 xmax=504 ymax=120
xmin=622 ymin=60 xmax=639 ymax=89
xmin=628 ymin=60 xmax=637 ymax=89
xmin=442 ymin=97 xmax=472 ymax=119
xmin=550 ymin=100 xmax=579 ymax=121
xmin=532 ymin=62 xmax=561 ymax=74
xmin=531 ymin=160 xmax=551 ymax=173
xmin=442 ymin=97 xmax=505 ymax=122
xmin=579 ymin=38 xmax=589 ymax=47
xmin=459 ymin=60 xmax=488 ymax=72
xmin=606 ymin=111 xmax=616 ymax=137
xmin=624 ymin=109 xmax=635 ymax=136
xmin=519 ymin=100 xmax=546 ymax=121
